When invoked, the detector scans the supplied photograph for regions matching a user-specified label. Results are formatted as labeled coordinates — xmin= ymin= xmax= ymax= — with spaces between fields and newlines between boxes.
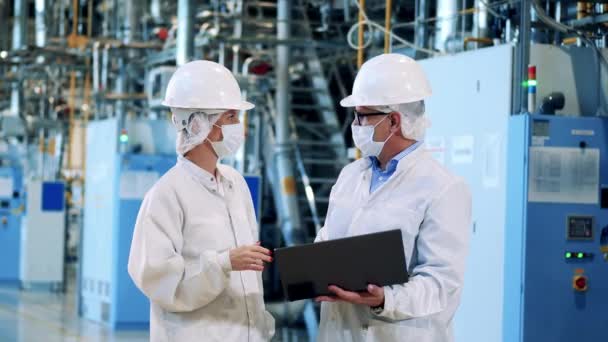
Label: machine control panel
xmin=567 ymin=216 xmax=594 ymax=240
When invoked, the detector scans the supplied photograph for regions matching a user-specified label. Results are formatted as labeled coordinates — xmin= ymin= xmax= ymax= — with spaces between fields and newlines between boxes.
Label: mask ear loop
xmin=381 ymin=113 xmax=398 ymax=144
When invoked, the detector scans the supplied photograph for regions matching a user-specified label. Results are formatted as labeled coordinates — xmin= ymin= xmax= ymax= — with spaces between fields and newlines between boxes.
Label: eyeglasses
xmin=353 ymin=111 xmax=388 ymax=126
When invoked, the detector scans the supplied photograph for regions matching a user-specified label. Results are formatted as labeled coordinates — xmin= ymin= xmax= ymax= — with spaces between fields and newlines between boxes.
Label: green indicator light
xmin=578 ymin=253 xmax=584 ymax=259
xmin=566 ymin=252 xmax=572 ymax=258
xmin=522 ymin=80 xmax=538 ymax=88
xmin=120 ymin=134 xmax=129 ymax=143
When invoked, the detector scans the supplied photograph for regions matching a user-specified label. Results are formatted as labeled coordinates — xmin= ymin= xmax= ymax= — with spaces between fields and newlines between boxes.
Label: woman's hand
xmin=229 ymin=243 xmax=272 ymax=271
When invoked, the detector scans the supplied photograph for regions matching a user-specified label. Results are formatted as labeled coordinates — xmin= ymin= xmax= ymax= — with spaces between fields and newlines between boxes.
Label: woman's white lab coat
xmin=128 ymin=157 xmax=274 ymax=342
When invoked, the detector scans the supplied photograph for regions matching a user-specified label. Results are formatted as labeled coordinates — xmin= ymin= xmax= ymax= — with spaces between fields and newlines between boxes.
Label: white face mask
xmin=351 ymin=115 xmax=393 ymax=157
xmin=209 ymin=123 xmax=245 ymax=158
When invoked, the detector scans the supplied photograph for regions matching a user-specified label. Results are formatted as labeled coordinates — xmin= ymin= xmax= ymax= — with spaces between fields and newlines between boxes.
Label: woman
xmin=128 ymin=60 xmax=275 ymax=342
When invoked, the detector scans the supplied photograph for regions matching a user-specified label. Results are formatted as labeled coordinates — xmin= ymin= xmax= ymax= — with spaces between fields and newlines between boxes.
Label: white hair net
xmin=371 ymin=100 xmax=430 ymax=141
xmin=173 ymin=109 xmax=222 ymax=155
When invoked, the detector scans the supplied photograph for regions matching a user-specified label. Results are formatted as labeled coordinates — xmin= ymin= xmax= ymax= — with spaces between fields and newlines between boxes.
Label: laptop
xmin=275 ymin=229 xmax=409 ymax=301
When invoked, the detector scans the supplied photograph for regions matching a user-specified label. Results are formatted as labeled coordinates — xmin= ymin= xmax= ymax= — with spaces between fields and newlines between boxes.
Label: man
xmin=315 ymin=53 xmax=472 ymax=342
xmin=128 ymin=60 xmax=275 ymax=342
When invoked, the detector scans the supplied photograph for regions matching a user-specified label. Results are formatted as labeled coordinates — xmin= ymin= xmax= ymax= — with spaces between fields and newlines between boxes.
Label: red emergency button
xmin=573 ymin=275 xmax=588 ymax=292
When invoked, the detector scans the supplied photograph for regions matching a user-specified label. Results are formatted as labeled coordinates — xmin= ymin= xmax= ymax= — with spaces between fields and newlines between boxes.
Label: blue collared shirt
xmin=369 ymin=141 xmax=422 ymax=193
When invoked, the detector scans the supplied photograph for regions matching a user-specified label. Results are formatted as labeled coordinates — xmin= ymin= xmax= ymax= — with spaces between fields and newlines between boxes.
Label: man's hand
xmin=315 ymin=284 xmax=384 ymax=307
xmin=229 ymin=242 xmax=272 ymax=272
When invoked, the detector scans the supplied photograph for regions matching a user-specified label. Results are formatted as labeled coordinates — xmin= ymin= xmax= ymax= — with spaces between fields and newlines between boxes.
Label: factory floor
xmin=0 ymin=266 xmax=307 ymax=342
xmin=0 ymin=266 xmax=148 ymax=342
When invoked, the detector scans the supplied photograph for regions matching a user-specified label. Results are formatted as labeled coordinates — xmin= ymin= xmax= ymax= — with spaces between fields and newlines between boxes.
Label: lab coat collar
xmin=177 ymin=155 xmax=229 ymax=192
xmin=357 ymin=144 xmax=425 ymax=173
xmin=359 ymin=146 xmax=426 ymax=200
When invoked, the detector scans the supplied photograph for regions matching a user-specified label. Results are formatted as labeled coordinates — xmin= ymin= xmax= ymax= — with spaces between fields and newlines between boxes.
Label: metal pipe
xmin=35 ymin=0 xmax=48 ymax=177
xmin=177 ymin=0 xmax=194 ymax=66
xmin=414 ymin=0 xmax=430 ymax=58
xmin=275 ymin=0 xmax=301 ymax=246
xmin=434 ymin=0 xmax=458 ymax=52
xmin=0 ymin=1 xmax=8 ymax=52
xmin=10 ymin=0 xmax=25 ymax=48
xmin=35 ymin=0 xmax=47 ymax=47
xmin=102 ymin=0 xmax=109 ymax=36
xmin=82 ymin=0 xmax=93 ymax=179
xmin=67 ymin=72 xmax=77 ymax=171
xmin=58 ymin=0 xmax=67 ymax=37
xmin=232 ymin=1 xmax=243 ymax=74
xmin=219 ymin=43 xmax=225 ymax=65
xmin=93 ymin=42 xmax=100 ymax=93
xmin=343 ymin=0 xmax=351 ymax=21
xmin=473 ymin=0 xmax=489 ymax=49
xmin=10 ymin=0 xmax=27 ymax=117
xmin=116 ymin=0 xmax=136 ymax=130
xmin=115 ymin=56 xmax=126 ymax=123
xmin=82 ymin=67 xmax=91 ymax=180
xmin=38 ymin=129 xmax=46 ymax=178
xmin=87 ymin=0 xmax=93 ymax=37
xmin=357 ymin=0 xmax=365 ymax=68
xmin=150 ymin=0 xmax=162 ymax=23
xmin=123 ymin=0 xmax=138 ymax=43
xmin=554 ymin=0 xmax=562 ymax=45
xmin=384 ymin=0 xmax=392 ymax=53
xmin=461 ymin=0 xmax=466 ymax=42
xmin=101 ymin=44 xmax=109 ymax=92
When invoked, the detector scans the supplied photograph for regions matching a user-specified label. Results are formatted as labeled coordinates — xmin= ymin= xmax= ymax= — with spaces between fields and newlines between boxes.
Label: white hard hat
xmin=340 ymin=53 xmax=432 ymax=107
xmin=162 ymin=60 xmax=254 ymax=129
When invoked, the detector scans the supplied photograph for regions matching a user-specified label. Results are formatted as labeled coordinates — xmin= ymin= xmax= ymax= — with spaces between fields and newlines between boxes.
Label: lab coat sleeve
xmin=127 ymin=186 xmax=232 ymax=313
xmin=375 ymin=179 xmax=472 ymax=320
xmin=315 ymin=226 xmax=329 ymax=242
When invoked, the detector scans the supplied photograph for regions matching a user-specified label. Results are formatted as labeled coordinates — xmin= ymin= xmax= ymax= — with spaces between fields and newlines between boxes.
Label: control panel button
xmin=573 ymin=275 xmax=588 ymax=292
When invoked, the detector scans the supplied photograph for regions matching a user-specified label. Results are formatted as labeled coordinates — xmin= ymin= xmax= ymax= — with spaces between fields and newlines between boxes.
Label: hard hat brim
xmin=339 ymin=95 xmax=357 ymax=107
xmin=339 ymin=95 xmax=396 ymax=108
xmin=340 ymin=94 xmax=430 ymax=108
xmin=162 ymin=100 xmax=255 ymax=111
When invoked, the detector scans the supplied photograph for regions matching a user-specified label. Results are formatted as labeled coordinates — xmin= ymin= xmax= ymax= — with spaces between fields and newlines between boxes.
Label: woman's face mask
xmin=209 ymin=123 xmax=245 ymax=158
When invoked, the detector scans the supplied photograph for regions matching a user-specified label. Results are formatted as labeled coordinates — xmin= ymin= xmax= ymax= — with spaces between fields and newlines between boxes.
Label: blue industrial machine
xmin=244 ymin=174 xmax=262 ymax=221
xmin=420 ymin=45 xmax=608 ymax=341
xmin=0 ymin=144 xmax=24 ymax=286
xmin=504 ymin=114 xmax=608 ymax=342
xmin=20 ymin=180 xmax=67 ymax=290
xmin=80 ymin=118 xmax=176 ymax=329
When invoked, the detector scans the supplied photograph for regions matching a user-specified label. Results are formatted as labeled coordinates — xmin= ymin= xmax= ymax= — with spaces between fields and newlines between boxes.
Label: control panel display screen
xmin=532 ymin=120 xmax=550 ymax=137
xmin=567 ymin=216 xmax=594 ymax=240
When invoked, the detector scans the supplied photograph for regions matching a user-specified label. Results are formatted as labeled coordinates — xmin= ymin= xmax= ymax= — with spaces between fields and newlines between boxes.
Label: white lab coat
xmin=128 ymin=157 xmax=275 ymax=342
xmin=315 ymin=147 xmax=471 ymax=342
